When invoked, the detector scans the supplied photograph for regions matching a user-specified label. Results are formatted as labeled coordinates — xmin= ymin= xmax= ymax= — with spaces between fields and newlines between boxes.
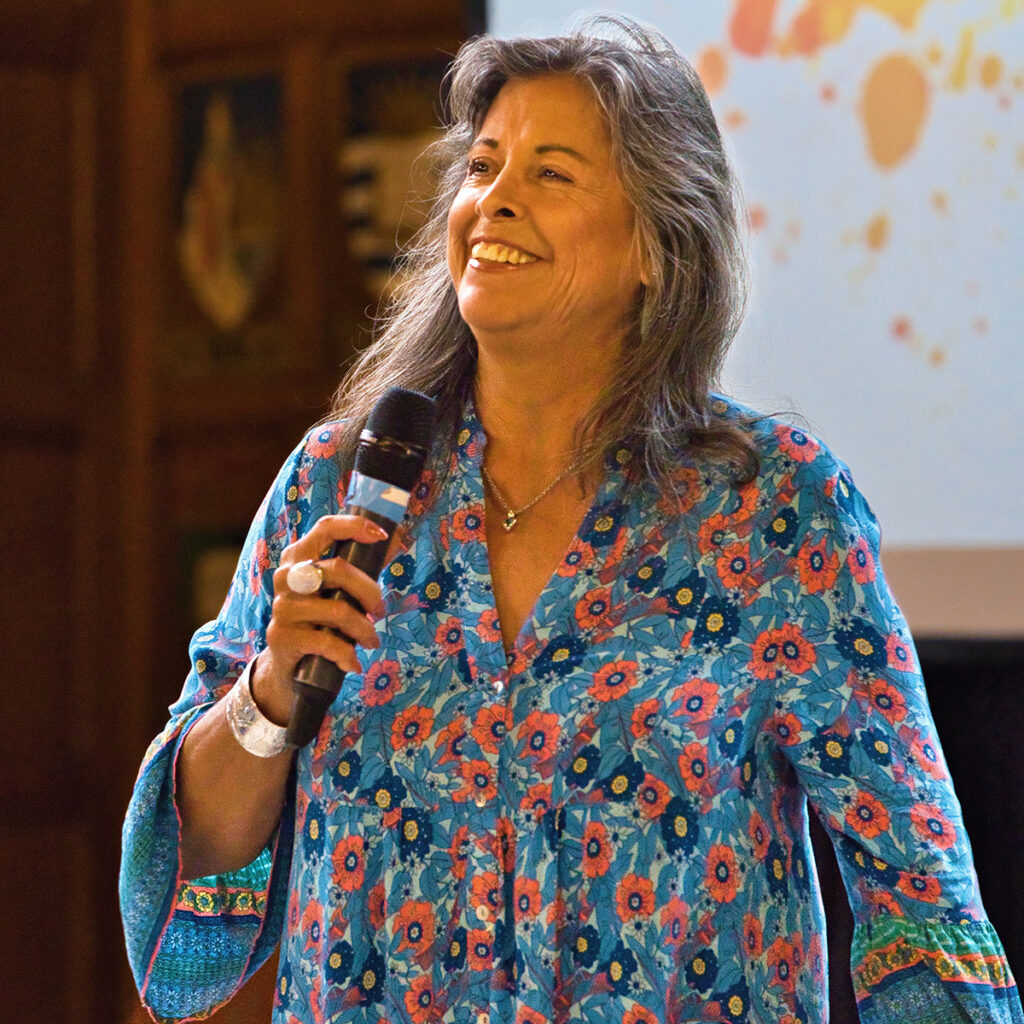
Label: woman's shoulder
xmin=704 ymin=394 xmax=872 ymax=528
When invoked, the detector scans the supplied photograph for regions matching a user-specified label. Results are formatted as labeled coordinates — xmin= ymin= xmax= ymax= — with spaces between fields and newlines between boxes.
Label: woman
xmin=120 ymin=17 xmax=1022 ymax=1024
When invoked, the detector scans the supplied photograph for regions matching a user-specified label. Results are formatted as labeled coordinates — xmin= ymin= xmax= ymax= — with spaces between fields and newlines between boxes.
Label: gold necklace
xmin=481 ymin=454 xmax=591 ymax=532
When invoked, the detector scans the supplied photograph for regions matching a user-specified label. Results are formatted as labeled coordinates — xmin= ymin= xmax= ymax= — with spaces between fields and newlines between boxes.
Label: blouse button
xmin=476 ymin=905 xmax=490 ymax=922
xmin=493 ymin=680 xmax=505 ymax=694
xmin=477 ymin=1014 xmax=490 ymax=1024
xmin=474 ymin=794 xmax=487 ymax=808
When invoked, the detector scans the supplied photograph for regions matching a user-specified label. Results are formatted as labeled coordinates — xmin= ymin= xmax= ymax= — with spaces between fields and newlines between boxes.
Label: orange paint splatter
xmin=786 ymin=220 xmax=802 ymax=241
xmin=820 ymin=82 xmax=838 ymax=102
xmin=931 ymin=190 xmax=949 ymax=213
xmin=860 ymin=53 xmax=930 ymax=169
xmin=748 ymin=204 xmax=769 ymax=232
xmin=782 ymin=0 xmax=931 ymax=57
xmin=925 ymin=43 xmax=943 ymax=66
xmin=973 ymin=316 xmax=989 ymax=334
xmin=865 ymin=212 xmax=890 ymax=249
xmin=697 ymin=46 xmax=729 ymax=95
xmin=928 ymin=347 xmax=947 ymax=367
xmin=980 ymin=54 xmax=1003 ymax=89
xmin=729 ymin=0 xmax=780 ymax=57
xmin=948 ymin=27 xmax=974 ymax=91
xmin=891 ymin=315 xmax=912 ymax=340
xmin=724 ymin=109 xmax=749 ymax=129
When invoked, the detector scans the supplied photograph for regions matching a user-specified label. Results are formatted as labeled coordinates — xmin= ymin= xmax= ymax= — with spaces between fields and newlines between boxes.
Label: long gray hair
xmin=329 ymin=14 xmax=759 ymax=488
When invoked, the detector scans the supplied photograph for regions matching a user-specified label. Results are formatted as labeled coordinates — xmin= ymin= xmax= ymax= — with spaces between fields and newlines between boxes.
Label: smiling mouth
xmin=471 ymin=241 xmax=538 ymax=265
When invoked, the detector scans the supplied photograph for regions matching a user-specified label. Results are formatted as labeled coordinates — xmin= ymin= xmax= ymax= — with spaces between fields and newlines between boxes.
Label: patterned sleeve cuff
xmin=853 ymin=916 xmax=1023 ymax=1024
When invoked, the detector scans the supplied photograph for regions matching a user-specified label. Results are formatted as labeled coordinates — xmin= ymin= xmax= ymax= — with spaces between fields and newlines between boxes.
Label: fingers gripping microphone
xmin=285 ymin=387 xmax=436 ymax=748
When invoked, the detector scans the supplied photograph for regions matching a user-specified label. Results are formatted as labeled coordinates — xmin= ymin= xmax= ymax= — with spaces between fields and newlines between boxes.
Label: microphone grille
xmin=365 ymin=387 xmax=436 ymax=451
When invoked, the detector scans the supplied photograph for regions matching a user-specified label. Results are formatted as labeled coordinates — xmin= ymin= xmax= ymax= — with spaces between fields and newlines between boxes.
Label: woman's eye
xmin=540 ymin=167 xmax=570 ymax=182
xmin=467 ymin=158 xmax=490 ymax=176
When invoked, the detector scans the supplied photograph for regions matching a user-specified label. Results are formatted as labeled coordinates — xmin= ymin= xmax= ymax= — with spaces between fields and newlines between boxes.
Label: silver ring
xmin=286 ymin=559 xmax=324 ymax=595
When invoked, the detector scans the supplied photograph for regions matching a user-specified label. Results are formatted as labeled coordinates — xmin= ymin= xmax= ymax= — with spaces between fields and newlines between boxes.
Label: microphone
xmin=285 ymin=387 xmax=436 ymax=748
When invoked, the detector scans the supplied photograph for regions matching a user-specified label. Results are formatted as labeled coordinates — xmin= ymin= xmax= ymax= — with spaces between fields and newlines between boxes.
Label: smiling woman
xmin=120 ymin=14 xmax=1022 ymax=1024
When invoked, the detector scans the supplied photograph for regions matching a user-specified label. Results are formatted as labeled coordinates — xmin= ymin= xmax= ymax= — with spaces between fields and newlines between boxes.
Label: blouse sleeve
xmin=766 ymin=445 xmax=1023 ymax=1024
xmin=118 ymin=425 xmax=344 ymax=1021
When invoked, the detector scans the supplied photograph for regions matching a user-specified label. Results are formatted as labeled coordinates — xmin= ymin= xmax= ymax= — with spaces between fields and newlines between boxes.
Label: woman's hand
xmin=252 ymin=515 xmax=390 ymax=725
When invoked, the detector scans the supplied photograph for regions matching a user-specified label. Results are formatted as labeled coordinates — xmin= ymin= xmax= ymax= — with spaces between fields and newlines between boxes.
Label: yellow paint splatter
xmin=780 ymin=0 xmax=933 ymax=57
xmin=925 ymin=43 xmax=943 ymax=66
xmin=862 ymin=0 xmax=932 ymax=30
xmin=928 ymin=347 xmax=947 ymax=367
xmin=931 ymin=190 xmax=949 ymax=213
xmin=860 ymin=53 xmax=930 ymax=169
xmin=980 ymin=54 xmax=1004 ymax=88
xmin=983 ymin=132 xmax=999 ymax=151
xmin=697 ymin=46 xmax=729 ymax=94
xmin=948 ymin=27 xmax=974 ymax=91
xmin=865 ymin=212 xmax=890 ymax=249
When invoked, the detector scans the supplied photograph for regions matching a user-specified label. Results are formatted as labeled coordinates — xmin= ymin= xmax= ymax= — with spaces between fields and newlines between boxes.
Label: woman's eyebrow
xmin=470 ymin=137 xmax=592 ymax=164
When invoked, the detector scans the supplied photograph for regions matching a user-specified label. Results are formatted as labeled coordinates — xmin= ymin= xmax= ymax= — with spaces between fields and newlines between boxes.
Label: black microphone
xmin=285 ymin=387 xmax=436 ymax=748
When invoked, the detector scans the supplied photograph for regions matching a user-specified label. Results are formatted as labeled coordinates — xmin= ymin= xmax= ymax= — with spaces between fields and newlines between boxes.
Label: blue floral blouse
xmin=120 ymin=398 xmax=1022 ymax=1024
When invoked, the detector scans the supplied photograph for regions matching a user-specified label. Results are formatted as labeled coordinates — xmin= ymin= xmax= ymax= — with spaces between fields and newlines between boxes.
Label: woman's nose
xmin=475 ymin=170 xmax=521 ymax=220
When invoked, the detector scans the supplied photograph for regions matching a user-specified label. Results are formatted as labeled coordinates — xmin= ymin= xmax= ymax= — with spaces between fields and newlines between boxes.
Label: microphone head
xmin=356 ymin=388 xmax=437 ymax=490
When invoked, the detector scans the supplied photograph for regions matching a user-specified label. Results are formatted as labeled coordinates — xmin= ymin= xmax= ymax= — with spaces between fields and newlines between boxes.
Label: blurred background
xmin=0 ymin=1 xmax=1019 ymax=1021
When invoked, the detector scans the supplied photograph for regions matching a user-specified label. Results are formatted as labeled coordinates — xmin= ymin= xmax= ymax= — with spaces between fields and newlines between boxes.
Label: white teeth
xmin=471 ymin=241 xmax=538 ymax=264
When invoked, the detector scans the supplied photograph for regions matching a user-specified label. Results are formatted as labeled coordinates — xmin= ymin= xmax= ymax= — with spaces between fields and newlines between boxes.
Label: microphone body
xmin=285 ymin=388 xmax=435 ymax=748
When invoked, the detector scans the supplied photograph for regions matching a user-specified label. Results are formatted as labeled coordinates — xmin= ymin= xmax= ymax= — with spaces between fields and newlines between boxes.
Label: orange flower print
xmin=451 ymin=504 xmax=484 ymax=542
xmin=582 ymin=820 xmax=612 ymax=878
xmin=448 ymin=825 xmax=470 ymax=880
xmin=514 ymin=877 xmax=541 ymax=920
xmin=910 ymin=803 xmax=957 ymax=849
xmin=671 ymin=677 xmax=718 ymax=722
xmin=467 ymin=928 xmax=493 ymax=971
xmin=897 ymin=872 xmax=942 ymax=904
xmin=520 ymin=710 xmax=560 ymax=760
xmin=768 ymin=712 xmax=803 ymax=746
xmin=911 ymin=734 xmax=947 ymax=779
xmin=404 ymin=975 xmax=440 ymax=1023
xmin=886 ymin=633 xmax=918 ymax=673
xmin=697 ymin=513 xmax=731 ymax=554
xmin=306 ymin=425 xmax=340 ymax=459
xmin=796 ymin=536 xmax=840 ymax=594
xmin=749 ymin=623 xmax=816 ymax=679
xmin=575 ymin=586 xmax=613 ymax=631
xmin=590 ymin=660 xmax=638 ymax=702
xmin=866 ymin=678 xmax=908 ymax=724
xmin=520 ymin=782 xmax=552 ymax=822
xmin=766 ymin=934 xmax=803 ymax=992
xmin=630 ymin=698 xmax=660 ymax=738
xmin=472 ymin=703 xmax=507 ymax=754
xmin=361 ymin=659 xmax=402 ymax=706
xmin=748 ymin=810 xmax=770 ymax=860
xmin=847 ymin=536 xmax=876 ymax=584
xmin=436 ymin=717 xmax=469 ymax=764
xmin=660 ymin=896 xmax=689 ymax=946
xmin=846 ymin=790 xmax=890 ymax=839
xmin=743 ymin=913 xmax=763 ymax=957
xmin=454 ymin=760 xmax=496 ymax=804
xmin=556 ymin=536 xmax=596 ymax=577
xmin=706 ymin=843 xmax=740 ymax=902
xmin=333 ymin=835 xmax=365 ymax=892
xmin=391 ymin=704 xmax=434 ymax=749
xmin=775 ymin=425 xmax=820 ymax=463
xmin=434 ymin=616 xmax=465 ymax=655
xmin=624 ymin=1007 xmax=659 ymax=1024
xmin=616 ymin=873 xmax=655 ymax=921
xmin=471 ymin=871 xmax=501 ymax=919
xmin=394 ymin=899 xmax=434 ymax=954
xmin=678 ymin=741 xmax=710 ymax=791
xmin=636 ymin=774 xmax=672 ymax=819
xmin=517 ymin=1008 xmax=547 ymax=1024
xmin=716 ymin=542 xmax=758 ymax=590
xmin=478 ymin=606 xmax=502 ymax=643
xmin=368 ymin=880 xmax=385 ymax=929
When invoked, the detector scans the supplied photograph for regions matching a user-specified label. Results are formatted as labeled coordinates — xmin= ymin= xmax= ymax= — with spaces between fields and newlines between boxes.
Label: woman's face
xmin=446 ymin=74 xmax=648 ymax=354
